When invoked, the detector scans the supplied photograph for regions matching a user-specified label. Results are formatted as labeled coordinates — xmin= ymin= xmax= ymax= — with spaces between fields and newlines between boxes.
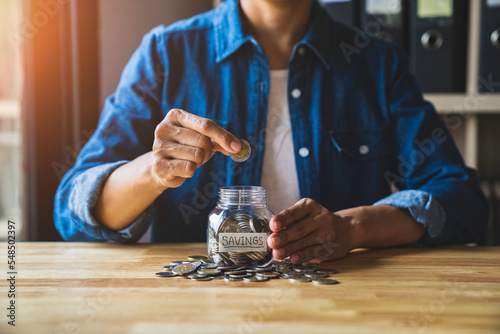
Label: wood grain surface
xmin=1 ymin=243 xmax=499 ymax=334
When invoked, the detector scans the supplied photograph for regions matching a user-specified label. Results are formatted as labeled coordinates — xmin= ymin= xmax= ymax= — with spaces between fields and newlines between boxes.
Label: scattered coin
xmin=312 ymin=278 xmax=339 ymax=285
xmin=226 ymin=270 xmax=248 ymax=275
xmin=229 ymin=273 xmax=252 ymax=278
xmin=305 ymin=272 xmax=329 ymax=279
xmin=217 ymin=266 xmax=236 ymax=270
xmin=191 ymin=261 xmax=203 ymax=268
xmin=172 ymin=263 xmax=197 ymax=275
xmin=155 ymin=272 xmax=177 ymax=277
xmin=188 ymin=274 xmax=208 ymax=279
xmin=191 ymin=276 xmax=214 ymax=281
xmin=243 ymin=276 xmax=269 ymax=282
xmin=201 ymin=263 xmax=218 ymax=269
xmin=198 ymin=268 xmax=222 ymax=275
xmin=289 ymin=277 xmax=311 ymax=283
xmin=162 ymin=265 xmax=175 ymax=272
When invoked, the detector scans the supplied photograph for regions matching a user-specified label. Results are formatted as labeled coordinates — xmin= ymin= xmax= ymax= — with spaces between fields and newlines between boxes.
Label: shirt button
xmin=291 ymin=88 xmax=301 ymax=99
xmin=299 ymin=147 xmax=309 ymax=158
xmin=359 ymin=145 xmax=369 ymax=155
xmin=298 ymin=47 xmax=306 ymax=55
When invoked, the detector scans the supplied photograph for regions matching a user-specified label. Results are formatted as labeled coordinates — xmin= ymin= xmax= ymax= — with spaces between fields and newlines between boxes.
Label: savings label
xmin=218 ymin=233 xmax=268 ymax=252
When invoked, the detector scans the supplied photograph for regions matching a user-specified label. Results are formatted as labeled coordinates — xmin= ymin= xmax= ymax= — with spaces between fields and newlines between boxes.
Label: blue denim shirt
xmin=54 ymin=0 xmax=489 ymax=245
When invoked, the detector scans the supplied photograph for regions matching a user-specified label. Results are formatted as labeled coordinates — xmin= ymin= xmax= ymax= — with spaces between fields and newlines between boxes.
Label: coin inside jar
xmin=230 ymin=139 xmax=251 ymax=162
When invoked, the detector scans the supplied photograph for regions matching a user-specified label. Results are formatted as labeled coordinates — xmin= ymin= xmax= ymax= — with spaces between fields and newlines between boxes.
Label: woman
xmin=54 ymin=0 xmax=488 ymax=264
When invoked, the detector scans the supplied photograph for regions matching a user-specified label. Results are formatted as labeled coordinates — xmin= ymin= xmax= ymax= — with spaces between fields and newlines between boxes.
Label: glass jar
xmin=207 ymin=186 xmax=274 ymax=268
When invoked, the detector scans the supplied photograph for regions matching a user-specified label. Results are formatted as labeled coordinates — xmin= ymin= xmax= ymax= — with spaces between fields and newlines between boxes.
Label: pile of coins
xmin=155 ymin=255 xmax=339 ymax=285
xmin=208 ymin=213 xmax=272 ymax=267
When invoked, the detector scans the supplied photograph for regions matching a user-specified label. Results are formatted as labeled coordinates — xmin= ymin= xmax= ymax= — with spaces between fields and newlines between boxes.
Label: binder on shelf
xmin=408 ymin=0 xmax=469 ymax=93
xmin=478 ymin=0 xmax=500 ymax=93
xmin=359 ymin=0 xmax=407 ymax=50
xmin=320 ymin=0 xmax=359 ymax=27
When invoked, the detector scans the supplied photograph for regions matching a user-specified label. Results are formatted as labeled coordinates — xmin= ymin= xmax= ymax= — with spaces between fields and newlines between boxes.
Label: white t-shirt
xmin=260 ymin=69 xmax=301 ymax=214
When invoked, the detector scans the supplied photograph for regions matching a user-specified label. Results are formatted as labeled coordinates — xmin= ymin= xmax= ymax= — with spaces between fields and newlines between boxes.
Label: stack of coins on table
xmin=155 ymin=255 xmax=339 ymax=285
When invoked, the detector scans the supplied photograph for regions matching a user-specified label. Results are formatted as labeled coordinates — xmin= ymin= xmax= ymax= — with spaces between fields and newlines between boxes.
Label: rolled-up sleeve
xmin=374 ymin=189 xmax=446 ymax=245
xmin=376 ymin=45 xmax=489 ymax=246
xmin=65 ymin=161 xmax=156 ymax=242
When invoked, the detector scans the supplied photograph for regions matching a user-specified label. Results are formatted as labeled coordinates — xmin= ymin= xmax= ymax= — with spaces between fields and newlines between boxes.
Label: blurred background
xmin=0 ymin=0 xmax=498 ymax=243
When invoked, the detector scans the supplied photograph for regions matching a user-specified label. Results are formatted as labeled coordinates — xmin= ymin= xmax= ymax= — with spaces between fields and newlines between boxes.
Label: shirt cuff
xmin=68 ymin=161 xmax=156 ymax=243
xmin=373 ymin=190 xmax=446 ymax=246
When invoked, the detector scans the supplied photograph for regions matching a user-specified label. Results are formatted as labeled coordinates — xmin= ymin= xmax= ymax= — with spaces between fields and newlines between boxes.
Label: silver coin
xmin=190 ymin=261 xmax=202 ymax=268
xmin=188 ymin=274 xmax=208 ymax=279
xmin=312 ymin=278 xmax=339 ymax=285
xmin=162 ymin=265 xmax=175 ymax=272
xmin=305 ymin=272 xmax=329 ymax=279
xmin=243 ymin=276 xmax=260 ymax=282
xmin=226 ymin=270 xmax=248 ymax=275
xmin=172 ymin=263 xmax=197 ymax=275
xmin=257 ymin=272 xmax=279 ymax=279
xmin=217 ymin=266 xmax=236 ymax=271
xmin=197 ymin=268 xmax=222 ymax=275
xmin=201 ymin=263 xmax=218 ymax=269
xmin=155 ymin=272 xmax=177 ymax=277
xmin=282 ymin=272 xmax=305 ymax=279
xmin=229 ymin=139 xmax=251 ymax=162
xmin=170 ymin=260 xmax=184 ymax=265
xmin=289 ymin=277 xmax=311 ymax=283
xmin=192 ymin=276 xmax=214 ymax=281
xmin=243 ymin=276 xmax=269 ymax=282
xmin=229 ymin=273 xmax=251 ymax=278
xmin=224 ymin=276 xmax=243 ymax=281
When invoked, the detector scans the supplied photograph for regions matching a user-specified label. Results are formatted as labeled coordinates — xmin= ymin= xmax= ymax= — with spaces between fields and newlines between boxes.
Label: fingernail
xmin=273 ymin=219 xmax=282 ymax=230
xmin=271 ymin=236 xmax=281 ymax=247
xmin=230 ymin=140 xmax=241 ymax=152
xmin=291 ymin=253 xmax=301 ymax=263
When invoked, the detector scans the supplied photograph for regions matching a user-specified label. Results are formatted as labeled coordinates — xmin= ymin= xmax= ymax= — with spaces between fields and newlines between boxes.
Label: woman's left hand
xmin=267 ymin=198 xmax=357 ymax=264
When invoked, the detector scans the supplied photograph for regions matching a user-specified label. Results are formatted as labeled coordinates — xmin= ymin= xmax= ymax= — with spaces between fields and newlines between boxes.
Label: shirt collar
xmin=214 ymin=0 xmax=332 ymax=69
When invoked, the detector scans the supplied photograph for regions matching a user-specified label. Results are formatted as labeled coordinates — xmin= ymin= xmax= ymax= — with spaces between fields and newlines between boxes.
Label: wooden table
xmin=1 ymin=243 xmax=499 ymax=334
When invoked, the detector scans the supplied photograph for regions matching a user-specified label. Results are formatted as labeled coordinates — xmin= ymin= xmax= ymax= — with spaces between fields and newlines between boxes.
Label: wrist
xmin=335 ymin=206 xmax=368 ymax=250
xmin=144 ymin=151 xmax=169 ymax=195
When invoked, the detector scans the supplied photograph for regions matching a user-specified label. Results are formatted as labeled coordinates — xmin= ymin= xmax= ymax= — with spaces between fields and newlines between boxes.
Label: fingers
xmin=152 ymin=151 xmax=197 ymax=187
xmin=168 ymin=108 xmax=241 ymax=153
xmin=268 ymin=215 xmax=318 ymax=249
xmin=270 ymin=198 xmax=314 ymax=232
xmin=289 ymin=244 xmax=335 ymax=265
xmin=211 ymin=140 xmax=230 ymax=156
xmin=271 ymin=229 xmax=327 ymax=260
xmin=154 ymin=124 xmax=214 ymax=164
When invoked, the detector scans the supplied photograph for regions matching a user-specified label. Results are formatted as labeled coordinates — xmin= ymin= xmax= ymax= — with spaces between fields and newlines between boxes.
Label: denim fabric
xmin=54 ymin=0 xmax=489 ymax=245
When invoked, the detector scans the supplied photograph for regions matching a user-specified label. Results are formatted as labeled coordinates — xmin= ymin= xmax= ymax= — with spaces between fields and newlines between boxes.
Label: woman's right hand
xmin=151 ymin=108 xmax=241 ymax=189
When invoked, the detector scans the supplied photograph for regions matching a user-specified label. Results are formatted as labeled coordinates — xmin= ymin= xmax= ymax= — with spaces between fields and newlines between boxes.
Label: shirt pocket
xmin=329 ymin=128 xmax=393 ymax=162
xmin=327 ymin=128 xmax=394 ymax=206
